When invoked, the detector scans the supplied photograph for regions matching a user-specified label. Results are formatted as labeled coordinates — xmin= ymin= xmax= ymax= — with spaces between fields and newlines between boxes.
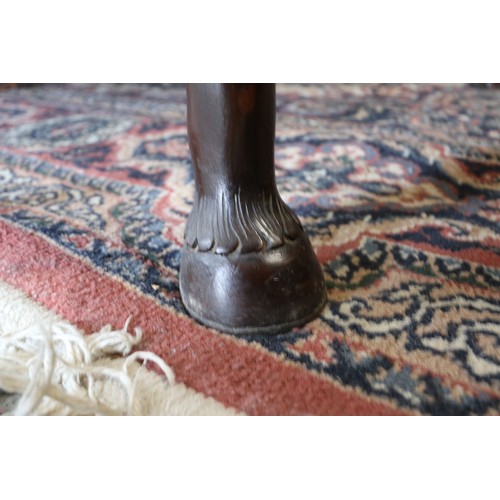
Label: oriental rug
xmin=0 ymin=83 xmax=499 ymax=415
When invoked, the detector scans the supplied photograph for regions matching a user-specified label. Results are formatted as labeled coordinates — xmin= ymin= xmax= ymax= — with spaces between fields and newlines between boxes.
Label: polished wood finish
xmin=180 ymin=84 xmax=326 ymax=334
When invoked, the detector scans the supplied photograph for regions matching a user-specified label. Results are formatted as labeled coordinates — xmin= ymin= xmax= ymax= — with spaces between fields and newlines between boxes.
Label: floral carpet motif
xmin=0 ymin=83 xmax=499 ymax=415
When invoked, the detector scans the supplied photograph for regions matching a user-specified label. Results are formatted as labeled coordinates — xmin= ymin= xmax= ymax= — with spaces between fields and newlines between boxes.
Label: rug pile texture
xmin=0 ymin=83 xmax=499 ymax=415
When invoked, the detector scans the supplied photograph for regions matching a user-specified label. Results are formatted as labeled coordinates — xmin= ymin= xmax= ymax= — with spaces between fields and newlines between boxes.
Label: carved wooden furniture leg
xmin=180 ymin=84 xmax=326 ymax=335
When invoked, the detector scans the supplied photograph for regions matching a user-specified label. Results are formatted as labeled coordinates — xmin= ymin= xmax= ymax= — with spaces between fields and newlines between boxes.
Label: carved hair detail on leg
xmin=184 ymin=189 xmax=302 ymax=255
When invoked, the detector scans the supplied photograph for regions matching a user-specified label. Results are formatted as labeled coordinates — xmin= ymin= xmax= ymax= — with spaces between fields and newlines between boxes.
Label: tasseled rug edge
xmin=0 ymin=281 xmax=240 ymax=416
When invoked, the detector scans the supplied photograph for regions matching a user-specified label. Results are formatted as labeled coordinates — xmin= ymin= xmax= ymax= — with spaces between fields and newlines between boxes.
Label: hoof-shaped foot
xmin=180 ymin=232 xmax=326 ymax=335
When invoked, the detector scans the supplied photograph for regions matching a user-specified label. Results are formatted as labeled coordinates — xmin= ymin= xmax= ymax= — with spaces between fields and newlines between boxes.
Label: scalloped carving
xmin=184 ymin=190 xmax=303 ymax=255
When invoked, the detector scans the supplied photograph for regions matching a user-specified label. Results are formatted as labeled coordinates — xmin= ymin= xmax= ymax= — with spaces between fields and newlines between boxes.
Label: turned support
xmin=180 ymin=84 xmax=326 ymax=334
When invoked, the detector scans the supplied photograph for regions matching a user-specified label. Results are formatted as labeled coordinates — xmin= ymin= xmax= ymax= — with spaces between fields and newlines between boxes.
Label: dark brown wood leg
xmin=180 ymin=84 xmax=326 ymax=334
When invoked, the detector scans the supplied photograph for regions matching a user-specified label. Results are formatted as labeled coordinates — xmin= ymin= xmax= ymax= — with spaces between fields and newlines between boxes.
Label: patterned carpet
xmin=0 ymin=83 xmax=499 ymax=415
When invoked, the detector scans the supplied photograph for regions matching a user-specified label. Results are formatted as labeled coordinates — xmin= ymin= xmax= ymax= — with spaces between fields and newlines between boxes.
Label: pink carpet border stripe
xmin=0 ymin=219 xmax=408 ymax=415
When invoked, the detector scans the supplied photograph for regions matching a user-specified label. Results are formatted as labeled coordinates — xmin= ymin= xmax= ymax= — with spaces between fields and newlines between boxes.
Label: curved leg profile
xmin=180 ymin=83 xmax=326 ymax=334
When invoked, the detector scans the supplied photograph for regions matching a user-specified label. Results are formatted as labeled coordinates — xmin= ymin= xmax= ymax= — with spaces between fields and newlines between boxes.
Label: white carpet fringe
xmin=0 ymin=316 xmax=174 ymax=415
xmin=0 ymin=281 xmax=241 ymax=416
